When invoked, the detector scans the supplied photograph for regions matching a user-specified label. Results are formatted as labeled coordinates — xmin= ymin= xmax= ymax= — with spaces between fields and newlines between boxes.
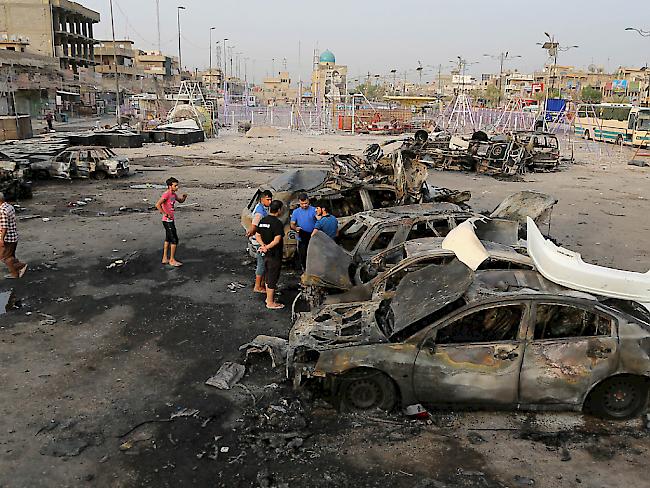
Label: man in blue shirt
xmin=290 ymin=193 xmax=317 ymax=270
xmin=246 ymin=190 xmax=272 ymax=293
xmin=312 ymin=201 xmax=338 ymax=240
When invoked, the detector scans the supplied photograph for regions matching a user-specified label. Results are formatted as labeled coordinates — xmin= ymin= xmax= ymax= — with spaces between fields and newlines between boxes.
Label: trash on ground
xmin=205 ymin=362 xmax=246 ymax=390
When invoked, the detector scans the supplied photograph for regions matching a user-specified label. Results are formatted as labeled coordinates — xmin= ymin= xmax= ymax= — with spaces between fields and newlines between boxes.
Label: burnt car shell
xmin=288 ymin=267 xmax=650 ymax=416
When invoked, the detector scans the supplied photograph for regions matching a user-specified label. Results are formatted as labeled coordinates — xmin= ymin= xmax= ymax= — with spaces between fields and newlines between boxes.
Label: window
xmin=328 ymin=190 xmax=364 ymax=217
xmin=367 ymin=190 xmax=397 ymax=209
xmin=406 ymin=219 xmax=450 ymax=239
xmin=435 ymin=305 xmax=524 ymax=344
xmin=369 ymin=230 xmax=397 ymax=251
xmin=55 ymin=151 xmax=72 ymax=162
xmin=338 ymin=219 xmax=367 ymax=252
xmin=534 ymin=304 xmax=611 ymax=340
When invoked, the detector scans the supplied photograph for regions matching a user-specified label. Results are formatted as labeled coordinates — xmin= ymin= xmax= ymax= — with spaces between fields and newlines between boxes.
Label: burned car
xmin=241 ymin=147 xmax=467 ymax=260
xmin=288 ymin=260 xmax=650 ymax=420
xmin=0 ymin=155 xmax=32 ymax=200
xmin=405 ymin=130 xmax=561 ymax=176
xmin=31 ymin=146 xmax=130 ymax=180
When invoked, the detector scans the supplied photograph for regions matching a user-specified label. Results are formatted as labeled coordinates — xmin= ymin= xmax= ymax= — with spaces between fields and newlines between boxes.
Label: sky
xmin=85 ymin=0 xmax=650 ymax=85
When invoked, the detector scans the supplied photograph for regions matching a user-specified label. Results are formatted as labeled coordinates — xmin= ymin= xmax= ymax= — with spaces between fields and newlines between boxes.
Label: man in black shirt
xmin=255 ymin=200 xmax=285 ymax=309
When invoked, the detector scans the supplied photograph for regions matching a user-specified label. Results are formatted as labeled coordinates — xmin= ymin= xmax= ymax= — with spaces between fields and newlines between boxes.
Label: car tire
xmin=92 ymin=170 xmax=108 ymax=180
xmin=615 ymin=134 xmax=623 ymax=146
xmin=585 ymin=375 xmax=649 ymax=420
xmin=584 ymin=130 xmax=591 ymax=140
xmin=337 ymin=369 xmax=398 ymax=412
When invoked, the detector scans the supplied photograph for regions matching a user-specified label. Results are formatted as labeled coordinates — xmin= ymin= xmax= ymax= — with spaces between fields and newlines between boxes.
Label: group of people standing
xmin=246 ymin=192 xmax=338 ymax=310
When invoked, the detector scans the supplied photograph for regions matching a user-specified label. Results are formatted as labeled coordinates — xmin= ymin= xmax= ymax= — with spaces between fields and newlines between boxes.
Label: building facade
xmin=0 ymin=0 xmax=100 ymax=71
xmin=311 ymin=50 xmax=347 ymax=106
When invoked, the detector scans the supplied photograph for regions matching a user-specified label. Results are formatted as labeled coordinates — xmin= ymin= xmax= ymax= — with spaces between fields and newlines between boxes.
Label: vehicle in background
xmin=575 ymin=104 xmax=650 ymax=147
xmin=31 ymin=146 xmax=129 ymax=180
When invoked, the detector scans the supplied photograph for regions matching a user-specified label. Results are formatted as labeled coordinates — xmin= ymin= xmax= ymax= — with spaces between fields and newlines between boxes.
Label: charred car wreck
xmin=30 ymin=146 xmax=130 ymax=180
xmin=0 ymin=154 xmax=32 ymax=200
xmin=404 ymin=130 xmax=561 ymax=176
xmin=241 ymin=146 xmax=469 ymax=259
xmin=288 ymin=258 xmax=650 ymax=420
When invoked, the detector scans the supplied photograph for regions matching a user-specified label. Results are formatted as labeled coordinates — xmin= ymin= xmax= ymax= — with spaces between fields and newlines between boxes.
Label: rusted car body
xmin=288 ymin=263 xmax=650 ymax=419
xmin=0 ymin=156 xmax=32 ymax=200
xmin=31 ymin=146 xmax=130 ymax=180
xmin=404 ymin=130 xmax=561 ymax=176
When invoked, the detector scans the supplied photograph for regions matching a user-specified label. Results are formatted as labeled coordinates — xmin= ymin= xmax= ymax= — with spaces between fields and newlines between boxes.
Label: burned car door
xmin=412 ymin=302 xmax=530 ymax=407
xmin=518 ymin=302 xmax=619 ymax=406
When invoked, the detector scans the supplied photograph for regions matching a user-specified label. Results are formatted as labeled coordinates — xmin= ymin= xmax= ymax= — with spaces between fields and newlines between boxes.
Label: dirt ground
xmin=1 ymin=129 xmax=648 ymax=488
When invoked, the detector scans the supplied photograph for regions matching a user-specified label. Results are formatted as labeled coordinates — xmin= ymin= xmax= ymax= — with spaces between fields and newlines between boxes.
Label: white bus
xmin=574 ymin=103 xmax=650 ymax=146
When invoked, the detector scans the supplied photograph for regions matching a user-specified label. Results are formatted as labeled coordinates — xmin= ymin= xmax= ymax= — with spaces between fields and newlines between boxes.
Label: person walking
xmin=312 ymin=201 xmax=338 ymax=239
xmin=0 ymin=192 xmax=27 ymax=279
xmin=45 ymin=112 xmax=54 ymax=132
xmin=255 ymin=200 xmax=285 ymax=310
xmin=290 ymin=193 xmax=317 ymax=270
xmin=155 ymin=177 xmax=187 ymax=267
xmin=246 ymin=190 xmax=272 ymax=293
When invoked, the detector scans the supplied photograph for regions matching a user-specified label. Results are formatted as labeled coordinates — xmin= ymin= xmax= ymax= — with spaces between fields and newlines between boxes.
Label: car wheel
xmin=92 ymin=170 xmax=108 ymax=180
xmin=337 ymin=369 xmax=397 ymax=412
xmin=615 ymin=134 xmax=623 ymax=146
xmin=38 ymin=170 xmax=50 ymax=180
xmin=585 ymin=376 xmax=648 ymax=420
xmin=584 ymin=130 xmax=591 ymax=140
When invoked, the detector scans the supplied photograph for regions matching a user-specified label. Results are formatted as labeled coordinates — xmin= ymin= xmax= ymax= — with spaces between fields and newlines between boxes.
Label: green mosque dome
xmin=319 ymin=50 xmax=335 ymax=63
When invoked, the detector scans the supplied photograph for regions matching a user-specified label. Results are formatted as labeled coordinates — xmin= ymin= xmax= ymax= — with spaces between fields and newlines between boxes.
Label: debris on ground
xmin=205 ymin=362 xmax=246 ymax=389
xmin=227 ymin=282 xmax=246 ymax=292
xmin=239 ymin=335 xmax=289 ymax=368
xmin=246 ymin=126 xmax=279 ymax=138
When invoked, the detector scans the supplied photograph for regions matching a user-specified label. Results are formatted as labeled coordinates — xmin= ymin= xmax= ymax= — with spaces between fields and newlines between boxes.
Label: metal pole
xmin=177 ymin=6 xmax=185 ymax=74
xmin=109 ymin=0 xmax=121 ymax=125
xmin=498 ymin=53 xmax=504 ymax=106
xmin=155 ymin=0 xmax=161 ymax=52
xmin=209 ymin=27 xmax=215 ymax=90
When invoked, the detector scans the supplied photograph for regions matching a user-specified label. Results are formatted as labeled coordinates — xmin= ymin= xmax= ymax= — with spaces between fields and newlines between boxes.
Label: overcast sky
xmin=85 ymin=0 xmax=650 ymax=84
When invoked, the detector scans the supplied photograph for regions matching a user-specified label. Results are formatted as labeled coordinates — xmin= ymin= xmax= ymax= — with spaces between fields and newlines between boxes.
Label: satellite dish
xmin=587 ymin=64 xmax=596 ymax=73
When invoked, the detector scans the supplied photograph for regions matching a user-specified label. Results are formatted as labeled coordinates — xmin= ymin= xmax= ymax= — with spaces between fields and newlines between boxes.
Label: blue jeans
xmin=256 ymin=252 xmax=265 ymax=276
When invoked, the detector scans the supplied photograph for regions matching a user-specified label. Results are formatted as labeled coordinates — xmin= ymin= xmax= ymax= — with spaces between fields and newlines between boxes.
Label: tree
xmin=484 ymin=85 xmax=501 ymax=107
xmin=353 ymin=83 xmax=386 ymax=101
xmin=581 ymin=86 xmax=602 ymax=103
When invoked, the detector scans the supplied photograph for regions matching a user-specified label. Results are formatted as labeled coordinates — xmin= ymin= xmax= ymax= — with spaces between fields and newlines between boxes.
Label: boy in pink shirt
xmin=155 ymin=177 xmax=187 ymax=266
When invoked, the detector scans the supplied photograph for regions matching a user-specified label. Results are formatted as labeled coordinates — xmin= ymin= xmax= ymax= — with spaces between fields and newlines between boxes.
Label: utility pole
xmin=155 ymin=0 xmax=161 ymax=52
xmin=483 ymin=51 xmax=521 ymax=106
xmin=177 ymin=6 xmax=186 ymax=74
xmin=390 ymin=69 xmax=397 ymax=95
xmin=209 ymin=27 xmax=215 ymax=89
xmin=108 ymin=0 xmax=121 ymax=125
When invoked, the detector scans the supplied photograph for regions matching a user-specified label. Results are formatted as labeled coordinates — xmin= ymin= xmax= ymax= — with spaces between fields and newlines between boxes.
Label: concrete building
xmin=311 ymin=50 xmax=347 ymax=106
xmin=136 ymin=50 xmax=178 ymax=80
xmin=0 ymin=35 xmax=29 ymax=52
xmin=0 ymin=0 xmax=100 ymax=71
xmin=95 ymin=40 xmax=140 ymax=80
xmin=259 ymin=71 xmax=296 ymax=105
xmin=201 ymin=68 xmax=222 ymax=89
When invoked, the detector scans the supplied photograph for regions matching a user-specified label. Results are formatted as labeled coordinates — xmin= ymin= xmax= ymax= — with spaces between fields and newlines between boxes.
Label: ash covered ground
xmin=1 ymin=130 xmax=649 ymax=488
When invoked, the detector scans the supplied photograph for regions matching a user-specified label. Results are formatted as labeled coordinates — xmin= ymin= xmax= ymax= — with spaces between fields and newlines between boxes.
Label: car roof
xmin=352 ymin=203 xmax=467 ymax=225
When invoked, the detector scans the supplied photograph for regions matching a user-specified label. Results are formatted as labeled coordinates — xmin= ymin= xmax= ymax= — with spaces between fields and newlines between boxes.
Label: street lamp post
xmin=177 ymin=6 xmax=186 ymax=75
xmin=537 ymin=33 xmax=578 ymax=95
xmin=626 ymin=27 xmax=650 ymax=106
xmin=390 ymin=69 xmax=397 ymax=95
xmin=108 ymin=0 xmax=120 ymax=125
xmin=483 ymin=51 xmax=521 ymax=106
xmin=209 ymin=27 xmax=215 ymax=89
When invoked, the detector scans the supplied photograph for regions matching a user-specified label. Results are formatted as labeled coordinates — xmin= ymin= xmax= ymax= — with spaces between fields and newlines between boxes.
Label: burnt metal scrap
xmin=0 ymin=154 xmax=32 ymax=200
xmin=402 ymin=129 xmax=561 ymax=176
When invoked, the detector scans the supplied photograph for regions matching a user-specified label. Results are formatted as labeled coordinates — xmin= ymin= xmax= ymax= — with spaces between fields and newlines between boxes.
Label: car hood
xmin=302 ymin=231 xmax=354 ymax=290
xmin=490 ymin=190 xmax=557 ymax=226
xmin=387 ymin=258 xmax=474 ymax=336
xmin=290 ymin=302 xmax=388 ymax=352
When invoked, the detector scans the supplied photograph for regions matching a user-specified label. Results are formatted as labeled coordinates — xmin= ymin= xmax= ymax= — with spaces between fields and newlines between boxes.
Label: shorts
xmin=256 ymin=251 xmax=265 ymax=276
xmin=163 ymin=221 xmax=179 ymax=245
xmin=264 ymin=256 xmax=282 ymax=289
xmin=1 ymin=241 xmax=17 ymax=262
